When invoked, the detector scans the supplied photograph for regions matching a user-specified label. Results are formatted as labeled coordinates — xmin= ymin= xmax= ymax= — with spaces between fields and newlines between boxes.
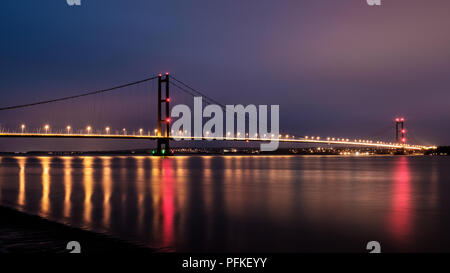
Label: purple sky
xmin=0 ymin=0 xmax=449 ymax=151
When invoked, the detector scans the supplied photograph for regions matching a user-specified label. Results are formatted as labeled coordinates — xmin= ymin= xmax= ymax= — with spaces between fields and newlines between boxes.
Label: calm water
xmin=1 ymin=155 xmax=450 ymax=252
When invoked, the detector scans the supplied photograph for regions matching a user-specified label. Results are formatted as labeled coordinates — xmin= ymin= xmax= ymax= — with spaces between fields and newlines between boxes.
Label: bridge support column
xmin=155 ymin=73 xmax=172 ymax=156
xmin=395 ymin=117 xmax=406 ymax=145
xmin=394 ymin=117 xmax=407 ymax=154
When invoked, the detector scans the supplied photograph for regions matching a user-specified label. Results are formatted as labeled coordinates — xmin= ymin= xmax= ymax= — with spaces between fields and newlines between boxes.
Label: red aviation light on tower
xmin=400 ymin=118 xmax=405 ymax=122
xmin=401 ymin=129 xmax=406 ymax=134
xmin=395 ymin=118 xmax=400 ymax=122
xmin=165 ymin=72 xmax=169 ymax=75
xmin=166 ymin=118 xmax=171 ymax=123
xmin=158 ymin=73 xmax=162 ymax=77
xmin=166 ymin=98 xmax=171 ymax=102
xmin=401 ymin=138 xmax=406 ymax=143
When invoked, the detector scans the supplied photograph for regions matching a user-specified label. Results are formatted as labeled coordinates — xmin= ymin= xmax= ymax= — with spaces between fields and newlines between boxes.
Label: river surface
xmin=0 ymin=155 xmax=449 ymax=252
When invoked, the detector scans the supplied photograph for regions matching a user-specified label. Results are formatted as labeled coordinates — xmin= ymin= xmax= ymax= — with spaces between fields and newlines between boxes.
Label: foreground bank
xmin=0 ymin=206 xmax=153 ymax=254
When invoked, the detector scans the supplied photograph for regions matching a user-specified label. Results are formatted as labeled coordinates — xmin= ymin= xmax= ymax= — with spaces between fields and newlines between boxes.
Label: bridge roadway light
xmin=106 ymin=127 xmax=110 ymax=134
xmin=154 ymin=129 xmax=158 ymax=136
xmin=44 ymin=124 xmax=50 ymax=134
xmin=66 ymin=126 xmax=71 ymax=134
xmin=86 ymin=126 xmax=92 ymax=134
xmin=21 ymin=124 xmax=25 ymax=133
xmin=123 ymin=128 xmax=127 ymax=135
xmin=139 ymin=128 xmax=143 ymax=136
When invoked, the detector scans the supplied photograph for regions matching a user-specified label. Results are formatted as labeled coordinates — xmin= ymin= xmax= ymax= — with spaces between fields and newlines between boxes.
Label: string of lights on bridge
xmin=0 ymin=123 xmax=432 ymax=150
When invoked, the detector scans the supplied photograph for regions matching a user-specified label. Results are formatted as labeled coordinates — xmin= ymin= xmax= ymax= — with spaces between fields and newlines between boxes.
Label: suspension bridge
xmin=0 ymin=73 xmax=435 ymax=155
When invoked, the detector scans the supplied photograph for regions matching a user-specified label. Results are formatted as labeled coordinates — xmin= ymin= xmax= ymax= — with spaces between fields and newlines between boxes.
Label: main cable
xmin=170 ymin=76 xmax=226 ymax=109
xmin=0 ymin=75 xmax=159 ymax=111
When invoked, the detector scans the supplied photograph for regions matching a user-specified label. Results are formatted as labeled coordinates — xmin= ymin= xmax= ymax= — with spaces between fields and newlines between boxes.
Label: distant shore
xmin=0 ymin=146 xmax=439 ymax=156
xmin=0 ymin=206 xmax=153 ymax=254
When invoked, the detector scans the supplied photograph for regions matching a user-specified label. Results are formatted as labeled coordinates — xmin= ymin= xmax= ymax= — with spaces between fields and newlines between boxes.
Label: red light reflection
xmin=389 ymin=157 xmax=412 ymax=245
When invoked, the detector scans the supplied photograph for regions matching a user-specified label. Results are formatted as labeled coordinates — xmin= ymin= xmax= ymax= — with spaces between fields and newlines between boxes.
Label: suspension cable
xmin=0 ymin=75 xmax=159 ymax=111
xmin=170 ymin=76 xmax=260 ymax=127
xmin=170 ymin=76 xmax=226 ymax=109
xmin=171 ymin=81 xmax=224 ymax=109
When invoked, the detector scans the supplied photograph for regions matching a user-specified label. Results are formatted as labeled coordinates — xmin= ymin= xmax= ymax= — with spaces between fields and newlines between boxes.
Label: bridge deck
xmin=0 ymin=133 xmax=431 ymax=150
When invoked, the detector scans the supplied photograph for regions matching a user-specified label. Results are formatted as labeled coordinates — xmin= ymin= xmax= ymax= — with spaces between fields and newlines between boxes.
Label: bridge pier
xmin=155 ymin=138 xmax=172 ymax=156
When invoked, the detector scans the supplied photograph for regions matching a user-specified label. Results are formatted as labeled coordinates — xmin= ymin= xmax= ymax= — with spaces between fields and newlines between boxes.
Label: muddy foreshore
xmin=0 ymin=206 xmax=154 ymax=254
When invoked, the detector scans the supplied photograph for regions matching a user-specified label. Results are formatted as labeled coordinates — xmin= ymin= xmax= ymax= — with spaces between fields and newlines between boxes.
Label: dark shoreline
xmin=0 ymin=206 xmax=154 ymax=254
xmin=0 ymin=146 xmax=434 ymax=156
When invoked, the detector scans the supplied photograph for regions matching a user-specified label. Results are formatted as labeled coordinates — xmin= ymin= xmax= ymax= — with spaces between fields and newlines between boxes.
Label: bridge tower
xmin=156 ymin=73 xmax=171 ymax=155
xmin=395 ymin=117 xmax=406 ymax=145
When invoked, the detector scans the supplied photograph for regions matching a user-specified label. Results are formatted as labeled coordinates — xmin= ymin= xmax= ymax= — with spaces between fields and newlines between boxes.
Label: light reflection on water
xmin=390 ymin=156 xmax=412 ymax=247
xmin=0 ymin=155 xmax=449 ymax=252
